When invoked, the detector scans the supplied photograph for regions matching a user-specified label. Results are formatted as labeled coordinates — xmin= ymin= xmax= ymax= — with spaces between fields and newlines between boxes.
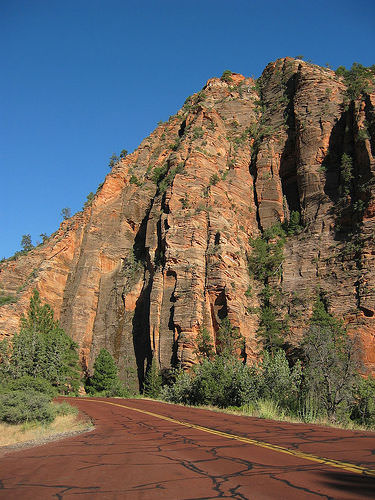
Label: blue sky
xmin=1 ymin=0 xmax=374 ymax=258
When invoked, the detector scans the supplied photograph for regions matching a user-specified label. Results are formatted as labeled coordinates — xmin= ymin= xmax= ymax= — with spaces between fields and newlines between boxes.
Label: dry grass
xmin=0 ymin=412 xmax=93 ymax=448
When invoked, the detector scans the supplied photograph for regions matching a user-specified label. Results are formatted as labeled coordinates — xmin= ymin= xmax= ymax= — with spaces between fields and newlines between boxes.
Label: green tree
xmin=248 ymin=225 xmax=288 ymax=352
xmin=256 ymin=298 xmax=285 ymax=352
xmin=83 ymin=192 xmax=95 ymax=210
xmin=302 ymin=296 xmax=361 ymax=420
xmin=335 ymin=63 xmax=375 ymax=100
xmin=89 ymin=348 xmax=118 ymax=393
xmin=248 ymin=225 xmax=285 ymax=281
xmin=259 ymin=349 xmax=302 ymax=410
xmin=61 ymin=207 xmax=71 ymax=220
xmin=21 ymin=234 xmax=33 ymax=252
xmin=108 ymin=153 xmax=119 ymax=168
xmin=39 ymin=233 xmax=48 ymax=243
xmin=216 ymin=317 xmax=244 ymax=358
xmin=119 ymin=149 xmax=128 ymax=159
xmin=9 ymin=290 xmax=80 ymax=393
xmin=284 ymin=211 xmax=303 ymax=235
xmin=195 ymin=327 xmax=215 ymax=359
xmin=143 ymin=357 xmax=162 ymax=398
xmin=351 ymin=376 xmax=375 ymax=427
xmin=339 ymin=153 xmax=353 ymax=197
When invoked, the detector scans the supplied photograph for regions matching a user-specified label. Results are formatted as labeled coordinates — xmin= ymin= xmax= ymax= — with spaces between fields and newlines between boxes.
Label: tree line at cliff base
xmin=0 ymin=290 xmax=374 ymax=429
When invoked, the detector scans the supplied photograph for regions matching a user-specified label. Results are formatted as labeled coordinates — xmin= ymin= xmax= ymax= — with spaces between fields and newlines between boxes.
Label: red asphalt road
xmin=0 ymin=398 xmax=375 ymax=499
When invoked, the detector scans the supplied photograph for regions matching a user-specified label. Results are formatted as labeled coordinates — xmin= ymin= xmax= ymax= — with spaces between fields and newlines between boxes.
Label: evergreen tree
xmin=89 ymin=348 xmax=118 ymax=393
xmin=216 ymin=317 xmax=244 ymax=358
xmin=83 ymin=192 xmax=95 ymax=210
xmin=8 ymin=290 xmax=80 ymax=393
xmin=195 ymin=327 xmax=215 ymax=359
xmin=339 ymin=154 xmax=353 ymax=196
xmin=61 ymin=207 xmax=71 ymax=220
xmin=21 ymin=234 xmax=33 ymax=252
xmin=143 ymin=357 xmax=162 ymax=398
xmin=108 ymin=153 xmax=119 ymax=168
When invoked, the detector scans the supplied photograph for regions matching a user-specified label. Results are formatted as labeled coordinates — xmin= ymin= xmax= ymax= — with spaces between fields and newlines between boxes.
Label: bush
xmin=129 ymin=174 xmax=142 ymax=186
xmin=258 ymin=349 xmax=302 ymax=411
xmin=7 ymin=376 xmax=57 ymax=398
xmin=256 ymin=399 xmax=284 ymax=420
xmin=102 ymin=378 xmax=131 ymax=398
xmin=0 ymin=294 xmax=17 ymax=306
xmin=0 ymin=390 xmax=54 ymax=424
xmin=52 ymin=401 xmax=78 ymax=417
xmin=351 ymin=376 xmax=375 ymax=428
xmin=161 ymin=369 xmax=193 ymax=404
xmin=163 ymin=357 xmax=260 ymax=408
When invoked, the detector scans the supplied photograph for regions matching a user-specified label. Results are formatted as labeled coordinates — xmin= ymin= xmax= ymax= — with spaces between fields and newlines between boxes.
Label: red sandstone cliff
xmin=1 ymin=58 xmax=374 ymax=386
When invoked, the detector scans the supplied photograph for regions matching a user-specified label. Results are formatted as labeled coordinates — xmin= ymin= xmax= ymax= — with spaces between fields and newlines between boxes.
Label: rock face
xmin=1 ymin=58 xmax=375 ymax=386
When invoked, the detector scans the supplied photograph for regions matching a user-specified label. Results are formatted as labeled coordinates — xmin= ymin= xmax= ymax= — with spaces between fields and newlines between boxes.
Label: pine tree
xmin=143 ymin=357 xmax=162 ymax=398
xmin=195 ymin=327 xmax=215 ymax=359
xmin=216 ymin=317 xmax=244 ymax=358
xmin=21 ymin=234 xmax=33 ymax=252
xmin=9 ymin=290 xmax=81 ymax=393
xmin=108 ymin=153 xmax=119 ymax=168
xmin=89 ymin=348 xmax=118 ymax=393
xmin=340 ymin=154 xmax=353 ymax=196
xmin=119 ymin=149 xmax=128 ymax=159
xmin=61 ymin=207 xmax=71 ymax=220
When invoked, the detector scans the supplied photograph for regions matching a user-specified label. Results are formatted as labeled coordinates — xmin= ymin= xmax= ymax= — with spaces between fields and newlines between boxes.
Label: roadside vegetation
xmin=157 ymin=300 xmax=375 ymax=430
xmin=0 ymin=291 xmax=91 ymax=447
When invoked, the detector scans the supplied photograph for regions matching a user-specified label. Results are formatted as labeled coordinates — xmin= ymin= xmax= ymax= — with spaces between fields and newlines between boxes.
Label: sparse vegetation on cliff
xmin=248 ymin=224 xmax=287 ymax=351
xmin=335 ymin=62 xmax=375 ymax=100
xmin=0 ymin=292 xmax=17 ymax=306
xmin=83 ymin=191 xmax=95 ymax=209
xmin=221 ymin=70 xmax=233 ymax=83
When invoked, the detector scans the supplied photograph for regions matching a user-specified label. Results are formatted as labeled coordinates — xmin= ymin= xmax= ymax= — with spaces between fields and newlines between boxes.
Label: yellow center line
xmin=81 ymin=398 xmax=375 ymax=477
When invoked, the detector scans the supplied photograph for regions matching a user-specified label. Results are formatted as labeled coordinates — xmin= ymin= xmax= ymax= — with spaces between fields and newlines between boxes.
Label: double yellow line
xmin=82 ymin=399 xmax=375 ymax=477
